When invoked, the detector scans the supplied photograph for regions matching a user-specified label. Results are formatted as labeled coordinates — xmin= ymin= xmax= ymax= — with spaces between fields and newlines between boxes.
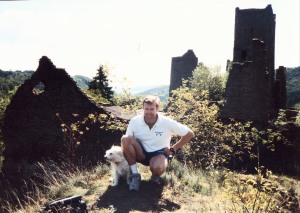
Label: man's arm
xmin=166 ymin=130 xmax=195 ymax=156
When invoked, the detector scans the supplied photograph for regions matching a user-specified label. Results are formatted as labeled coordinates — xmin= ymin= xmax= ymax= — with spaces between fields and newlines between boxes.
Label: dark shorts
xmin=138 ymin=142 xmax=169 ymax=166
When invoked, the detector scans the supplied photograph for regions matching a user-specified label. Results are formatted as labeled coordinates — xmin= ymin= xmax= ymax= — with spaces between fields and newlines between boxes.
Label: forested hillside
xmin=286 ymin=66 xmax=300 ymax=108
xmin=73 ymin=75 xmax=92 ymax=89
xmin=0 ymin=70 xmax=91 ymax=92
xmin=0 ymin=70 xmax=33 ymax=95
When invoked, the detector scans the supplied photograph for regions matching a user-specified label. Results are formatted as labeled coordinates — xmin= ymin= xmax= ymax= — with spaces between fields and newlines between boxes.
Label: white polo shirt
xmin=125 ymin=114 xmax=191 ymax=152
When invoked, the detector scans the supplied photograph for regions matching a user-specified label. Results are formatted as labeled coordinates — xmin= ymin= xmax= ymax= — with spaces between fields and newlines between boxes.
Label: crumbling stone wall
xmin=275 ymin=66 xmax=287 ymax=109
xmin=169 ymin=49 xmax=198 ymax=96
xmin=222 ymin=5 xmax=284 ymax=123
xmin=222 ymin=39 xmax=269 ymax=123
xmin=2 ymin=56 xmax=123 ymax=181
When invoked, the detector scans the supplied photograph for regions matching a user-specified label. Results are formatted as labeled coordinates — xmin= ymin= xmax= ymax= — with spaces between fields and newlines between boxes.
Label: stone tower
xmin=275 ymin=66 xmax=287 ymax=109
xmin=233 ymin=5 xmax=276 ymax=66
xmin=222 ymin=5 xmax=277 ymax=123
xmin=169 ymin=49 xmax=198 ymax=96
xmin=222 ymin=39 xmax=269 ymax=123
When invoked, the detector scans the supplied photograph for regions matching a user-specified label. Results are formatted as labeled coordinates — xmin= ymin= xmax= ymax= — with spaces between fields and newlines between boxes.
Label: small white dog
xmin=104 ymin=145 xmax=131 ymax=186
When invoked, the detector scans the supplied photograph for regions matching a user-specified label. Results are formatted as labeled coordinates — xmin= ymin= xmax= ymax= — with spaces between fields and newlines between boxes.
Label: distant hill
xmin=1 ymin=67 xmax=298 ymax=108
xmin=0 ymin=70 xmax=91 ymax=91
xmin=136 ymin=85 xmax=169 ymax=103
xmin=72 ymin=75 xmax=91 ymax=89
xmin=0 ymin=70 xmax=33 ymax=93
xmin=286 ymin=66 xmax=300 ymax=108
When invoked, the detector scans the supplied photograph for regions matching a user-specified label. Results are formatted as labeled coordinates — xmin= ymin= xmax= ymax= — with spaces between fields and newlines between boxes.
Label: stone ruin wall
xmin=169 ymin=49 xmax=198 ymax=96
xmin=221 ymin=5 xmax=300 ymax=175
xmin=222 ymin=39 xmax=269 ymax=123
xmin=221 ymin=5 xmax=285 ymax=124
xmin=1 ymin=56 xmax=124 ymax=183
xmin=275 ymin=66 xmax=287 ymax=109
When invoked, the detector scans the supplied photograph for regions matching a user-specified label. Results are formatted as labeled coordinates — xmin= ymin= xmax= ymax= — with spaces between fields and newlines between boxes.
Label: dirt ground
xmin=87 ymin=165 xmax=183 ymax=213
xmin=92 ymin=179 xmax=181 ymax=213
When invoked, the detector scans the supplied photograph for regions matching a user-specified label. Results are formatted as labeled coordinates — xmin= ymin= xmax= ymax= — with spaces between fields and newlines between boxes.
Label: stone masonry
xmin=2 ymin=56 xmax=123 ymax=182
xmin=221 ymin=5 xmax=285 ymax=124
xmin=275 ymin=66 xmax=287 ymax=109
xmin=222 ymin=39 xmax=269 ymax=123
xmin=169 ymin=49 xmax=198 ymax=96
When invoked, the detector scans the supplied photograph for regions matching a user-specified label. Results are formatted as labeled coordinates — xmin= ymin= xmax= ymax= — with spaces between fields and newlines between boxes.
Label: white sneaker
xmin=129 ymin=173 xmax=141 ymax=191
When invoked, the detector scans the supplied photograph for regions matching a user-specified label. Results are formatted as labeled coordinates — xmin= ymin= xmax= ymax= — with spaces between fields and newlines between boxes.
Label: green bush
xmin=166 ymin=82 xmax=285 ymax=172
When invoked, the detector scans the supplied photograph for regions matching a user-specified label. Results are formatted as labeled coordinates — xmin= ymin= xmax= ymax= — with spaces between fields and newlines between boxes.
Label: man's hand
xmin=163 ymin=147 xmax=176 ymax=156
xmin=169 ymin=147 xmax=176 ymax=155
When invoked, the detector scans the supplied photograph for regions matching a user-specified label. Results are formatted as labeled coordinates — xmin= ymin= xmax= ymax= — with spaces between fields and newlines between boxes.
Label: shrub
xmin=166 ymin=83 xmax=285 ymax=172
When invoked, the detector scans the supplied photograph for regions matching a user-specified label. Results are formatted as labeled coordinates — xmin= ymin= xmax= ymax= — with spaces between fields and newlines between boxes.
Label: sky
xmin=0 ymin=0 xmax=299 ymax=89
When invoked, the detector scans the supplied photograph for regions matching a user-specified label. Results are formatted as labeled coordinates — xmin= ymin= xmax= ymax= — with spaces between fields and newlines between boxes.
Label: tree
xmin=88 ymin=65 xmax=114 ymax=103
xmin=167 ymin=82 xmax=286 ymax=172
xmin=286 ymin=66 xmax=300 ymax=108
xmin=190 ymin=63 xmax=227 ymax=101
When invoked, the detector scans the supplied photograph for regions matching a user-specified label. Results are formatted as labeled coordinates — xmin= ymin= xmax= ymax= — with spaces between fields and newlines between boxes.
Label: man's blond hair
xmin=143 ymin=95 xmax=160 ymax=108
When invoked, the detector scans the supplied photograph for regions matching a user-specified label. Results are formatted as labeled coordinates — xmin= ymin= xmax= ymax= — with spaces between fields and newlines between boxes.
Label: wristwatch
xmin=169 ymin=147 xmax=176 ymax=155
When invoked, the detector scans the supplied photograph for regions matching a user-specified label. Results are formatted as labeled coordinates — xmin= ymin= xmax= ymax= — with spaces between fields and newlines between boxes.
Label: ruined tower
xmin=275 ymin=66 xmax=287 ymax=109
xmin=222 ymin=5 xmax=277 ymax=123
xmin=233 ymin=5 xmax=276 ymax=68
xmin=169 ymin=49 xmax=198 ymax=96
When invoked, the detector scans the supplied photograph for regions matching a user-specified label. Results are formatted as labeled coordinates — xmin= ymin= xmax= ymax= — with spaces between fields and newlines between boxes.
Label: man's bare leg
xmin=121 ymin=135 xmax=145 ymax=165
xmin=149 ymin=155 xmax=168 ymax=183
xmin=120 ymin=135 xmax=145 ymax=190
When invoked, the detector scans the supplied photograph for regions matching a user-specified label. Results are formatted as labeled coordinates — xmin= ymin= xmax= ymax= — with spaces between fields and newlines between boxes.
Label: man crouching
xmin=121 ymin=95 xmax=194 ymax=191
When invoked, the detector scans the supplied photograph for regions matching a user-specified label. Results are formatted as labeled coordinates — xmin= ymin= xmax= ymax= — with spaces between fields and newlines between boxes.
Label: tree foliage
xmin=0 ymin=70 xmax=33 ymax=94
xmin=190 ymin=63 xmax=227 ymax=102
xmin=166 ymin=81 xmax=286 ymax=171
xmin=88 ymin=65 xmax=114 ymax=103
xmin=286 ymin=66 xmax=300 ymax=109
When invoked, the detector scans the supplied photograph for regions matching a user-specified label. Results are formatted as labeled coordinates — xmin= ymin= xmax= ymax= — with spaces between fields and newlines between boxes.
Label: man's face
xmin=143 ymin=102 xmax=158 ymax=120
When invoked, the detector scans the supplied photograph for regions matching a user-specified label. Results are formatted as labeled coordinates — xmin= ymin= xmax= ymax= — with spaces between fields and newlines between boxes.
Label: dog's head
xmin=104 ymin=145 xmax=125 ymax=163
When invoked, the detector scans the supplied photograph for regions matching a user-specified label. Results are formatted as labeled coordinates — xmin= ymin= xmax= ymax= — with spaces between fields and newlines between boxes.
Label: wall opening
xmin=32 ymin=82 xmax=45 ymax=95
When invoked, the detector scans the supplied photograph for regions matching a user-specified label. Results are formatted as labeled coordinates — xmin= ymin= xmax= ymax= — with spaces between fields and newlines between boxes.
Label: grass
xmin=0 ymin=160 xmax=299 ymax=213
